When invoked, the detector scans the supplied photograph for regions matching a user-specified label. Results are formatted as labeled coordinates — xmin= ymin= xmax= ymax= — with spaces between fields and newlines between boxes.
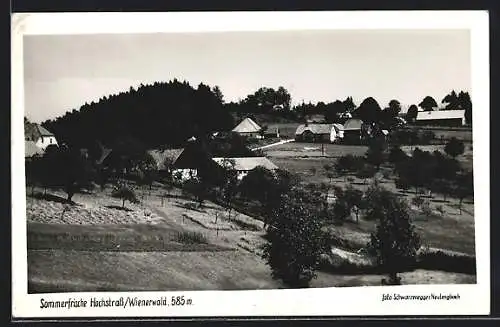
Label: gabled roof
xmin=25 ymin=122 xmax=55 ymax=140
xmin=295 ymin=124 xmax=333 ymax=135
xmin=147 ymin=148 xmax=184 ymax=170
xmin=343 ymin=118 xmax=363 ymax=131
xmin=212 ymin=157 xmax=278 ymax=172
xmin=37 ymin=125 xmax=54 ymax=136
xmin=232 ymin=118 xmax=262 ymax=133
xmin=332 ymin=123 xmax=344 ymax=131
xmin=416 ymin=109 xmax=465 ymax=121
xmin=25 ymin=141 xmax=44 ymax=158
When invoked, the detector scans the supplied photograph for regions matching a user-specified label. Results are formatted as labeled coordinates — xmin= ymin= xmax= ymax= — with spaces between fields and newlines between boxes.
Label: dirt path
xmin=251 ymin=139 xmax=295 ymax=151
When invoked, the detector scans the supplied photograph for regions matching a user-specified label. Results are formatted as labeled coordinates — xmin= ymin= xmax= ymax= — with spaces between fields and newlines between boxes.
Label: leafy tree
xmin=406 ymin=104 xmax=418 ymax=122
xmin=343 ymin=185 xmax=365 ymax=223
xmin=454 ymin=171 xmax=473 ymax=214
xmin=354 ymin=97 xmax=382 ymax=123
xmin=365 ymin=137 xmax=387 ymax=169
xmin=212 ymin=85 xmax=224 ymax=103
xmin=381 ymin=99 xmax=402 ymax=127
xmin=262 ymin=189 xmax=329 ymax=288
xmin=356 ymin=163 xmax=376 ymax=184
xmin=441 ymin=90 xmax=460 ymax=110
xmin=430 ymin=178 xmax=453 ymax=202
xmin=332 ymin=199 xmax=351 ymax=224
xmin=137 ymin=153 xmax=158 ymax=190
xmin=418 ymin=96 xmax=438 ymax=111
xmin=335 ymin=155 xmax=365 ymax=180
xmin=324 ymin=100 xmax=345 ymax=123
xmin=366 ymin=187 xmax=421 ymax=285
xmin=183 ymin=177 xmax=207 ymax=207
xmin=459 ymin=91 xmax=472 ymax=124
xmin=388 ymin=146 xmax=409 ymax=165
xmin=444 ymin=137 xmax=465 ymax=158
xmin=112 ymin=185 xmax=139 ymax=208
xmin=217 ymin=159 xmax=239 ymax=219
xmin=343 ymin=96 xmax=356 ymax=112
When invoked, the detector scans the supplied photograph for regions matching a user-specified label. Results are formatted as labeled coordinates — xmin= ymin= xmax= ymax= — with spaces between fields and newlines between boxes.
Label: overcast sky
xmin=23 ymin=30 xmax=470 ymax=123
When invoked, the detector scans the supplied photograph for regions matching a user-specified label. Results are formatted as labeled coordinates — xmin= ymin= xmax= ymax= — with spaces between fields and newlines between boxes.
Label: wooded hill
xmin=42 ymin=80 xmax=234 ymax=150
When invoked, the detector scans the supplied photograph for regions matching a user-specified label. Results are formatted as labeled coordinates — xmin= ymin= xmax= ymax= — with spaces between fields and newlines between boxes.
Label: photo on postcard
xmin=11 ymin=11 xmax=490 ymax=318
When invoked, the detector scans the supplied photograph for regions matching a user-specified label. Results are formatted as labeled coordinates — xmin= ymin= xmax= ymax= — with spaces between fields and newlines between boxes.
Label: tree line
xmin=39 ymin=81 xmax=472 ymax=156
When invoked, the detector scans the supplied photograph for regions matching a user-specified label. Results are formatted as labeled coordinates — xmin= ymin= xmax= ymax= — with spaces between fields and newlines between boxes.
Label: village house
xmin=342 ymin=118 xmax=364 ymax=143
xmin=414 ymin=109 xmax=466 ymax=127
xmin=211 ymin=157 xmax=279 ymax=180
xmin=148 ymin=140 xmax=214 ymax=182
xmin=295 ymin=123 xmax=344 ymax=143
xmin=232 ymin=117 xmax=263 ymax=139
xmin=25 ymin=140 xmax=44 ymax=160
xmin=25 ymin=122 xmax=58 ymax=150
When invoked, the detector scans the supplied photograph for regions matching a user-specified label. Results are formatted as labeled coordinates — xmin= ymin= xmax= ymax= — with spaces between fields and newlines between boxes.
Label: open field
xmin=27 ymin=172 xmax=475 ymax=292
xmin=263 ymin=140 xmax=476 ymax=257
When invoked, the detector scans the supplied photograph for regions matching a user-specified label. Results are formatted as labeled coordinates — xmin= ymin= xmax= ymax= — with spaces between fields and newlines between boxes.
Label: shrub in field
xmin=388 ymin=147 xmax=408 ymax=164
xmin=183 ymin=177 xmax=208 ymax=207
xmin=262 ymin=189 xmax=329 ymax=288
xmin=112 ymin=185 xmax=139 ymax=208
xmin=365 ymin=186 xmax=421 ymax=285
xmin=420 ymin=130 xmax=435 ymax=144
xmin=356 ymin=164 xmax=377 ymax=184
xmin=335 ymin=155 xmax=365 ymax=179
xmin=365 ymin=137 xmax=387 ymax=169
xmin=444 ymin=137 xmax=465 ymax=158
xmin=417 ymin=249 xmax=476 ymax=274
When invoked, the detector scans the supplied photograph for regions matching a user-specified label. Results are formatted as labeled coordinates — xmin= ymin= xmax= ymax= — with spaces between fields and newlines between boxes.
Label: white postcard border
xmin=11 ymin=11 xmax=490 ymax=318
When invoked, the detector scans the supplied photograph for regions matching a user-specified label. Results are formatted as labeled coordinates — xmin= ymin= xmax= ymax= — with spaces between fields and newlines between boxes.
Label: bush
xmin=436 ymin=205 xmax=445 ymax=217
xmin=420 ymin=200 xmax=433 ymax=217
xmin=175 ymin=231 xmax=208 ymax=244
xmin=417 ymin=248 xmax=476 ymax=274
xmin=444 ymin=137 xmax=465 ymax=158
xmin=112 ymin=185 xmax=139 ymax=208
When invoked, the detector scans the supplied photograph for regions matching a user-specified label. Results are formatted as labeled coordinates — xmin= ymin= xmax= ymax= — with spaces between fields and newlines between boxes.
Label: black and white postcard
xmin=11 ymin=11 xmax=490 ymax=318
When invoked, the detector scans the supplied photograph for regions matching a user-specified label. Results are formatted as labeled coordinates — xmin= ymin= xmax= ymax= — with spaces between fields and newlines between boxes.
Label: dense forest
xmin=42 ymin=80 xmax=233 ymax=150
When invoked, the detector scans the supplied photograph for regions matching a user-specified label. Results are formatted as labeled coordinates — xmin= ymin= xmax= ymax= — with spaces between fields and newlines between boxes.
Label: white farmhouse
xmin=24 ymin=122 xmax=58 ymax=151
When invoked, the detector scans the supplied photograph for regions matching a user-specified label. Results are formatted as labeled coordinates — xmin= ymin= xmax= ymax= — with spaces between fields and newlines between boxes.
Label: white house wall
xmin=35 ymin=136 xmax=58 ymax=149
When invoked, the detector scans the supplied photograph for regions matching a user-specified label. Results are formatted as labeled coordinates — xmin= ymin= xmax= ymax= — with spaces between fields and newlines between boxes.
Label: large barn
xmin=414 ymin=109 xmax=466 ymax=127
xmin=295 ymin=123 xmax=344 ymax=143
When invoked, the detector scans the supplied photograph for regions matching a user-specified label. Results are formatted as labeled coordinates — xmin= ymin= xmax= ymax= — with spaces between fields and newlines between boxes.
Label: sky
xmin=23 ymin=30 xmax=471 ymax=123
